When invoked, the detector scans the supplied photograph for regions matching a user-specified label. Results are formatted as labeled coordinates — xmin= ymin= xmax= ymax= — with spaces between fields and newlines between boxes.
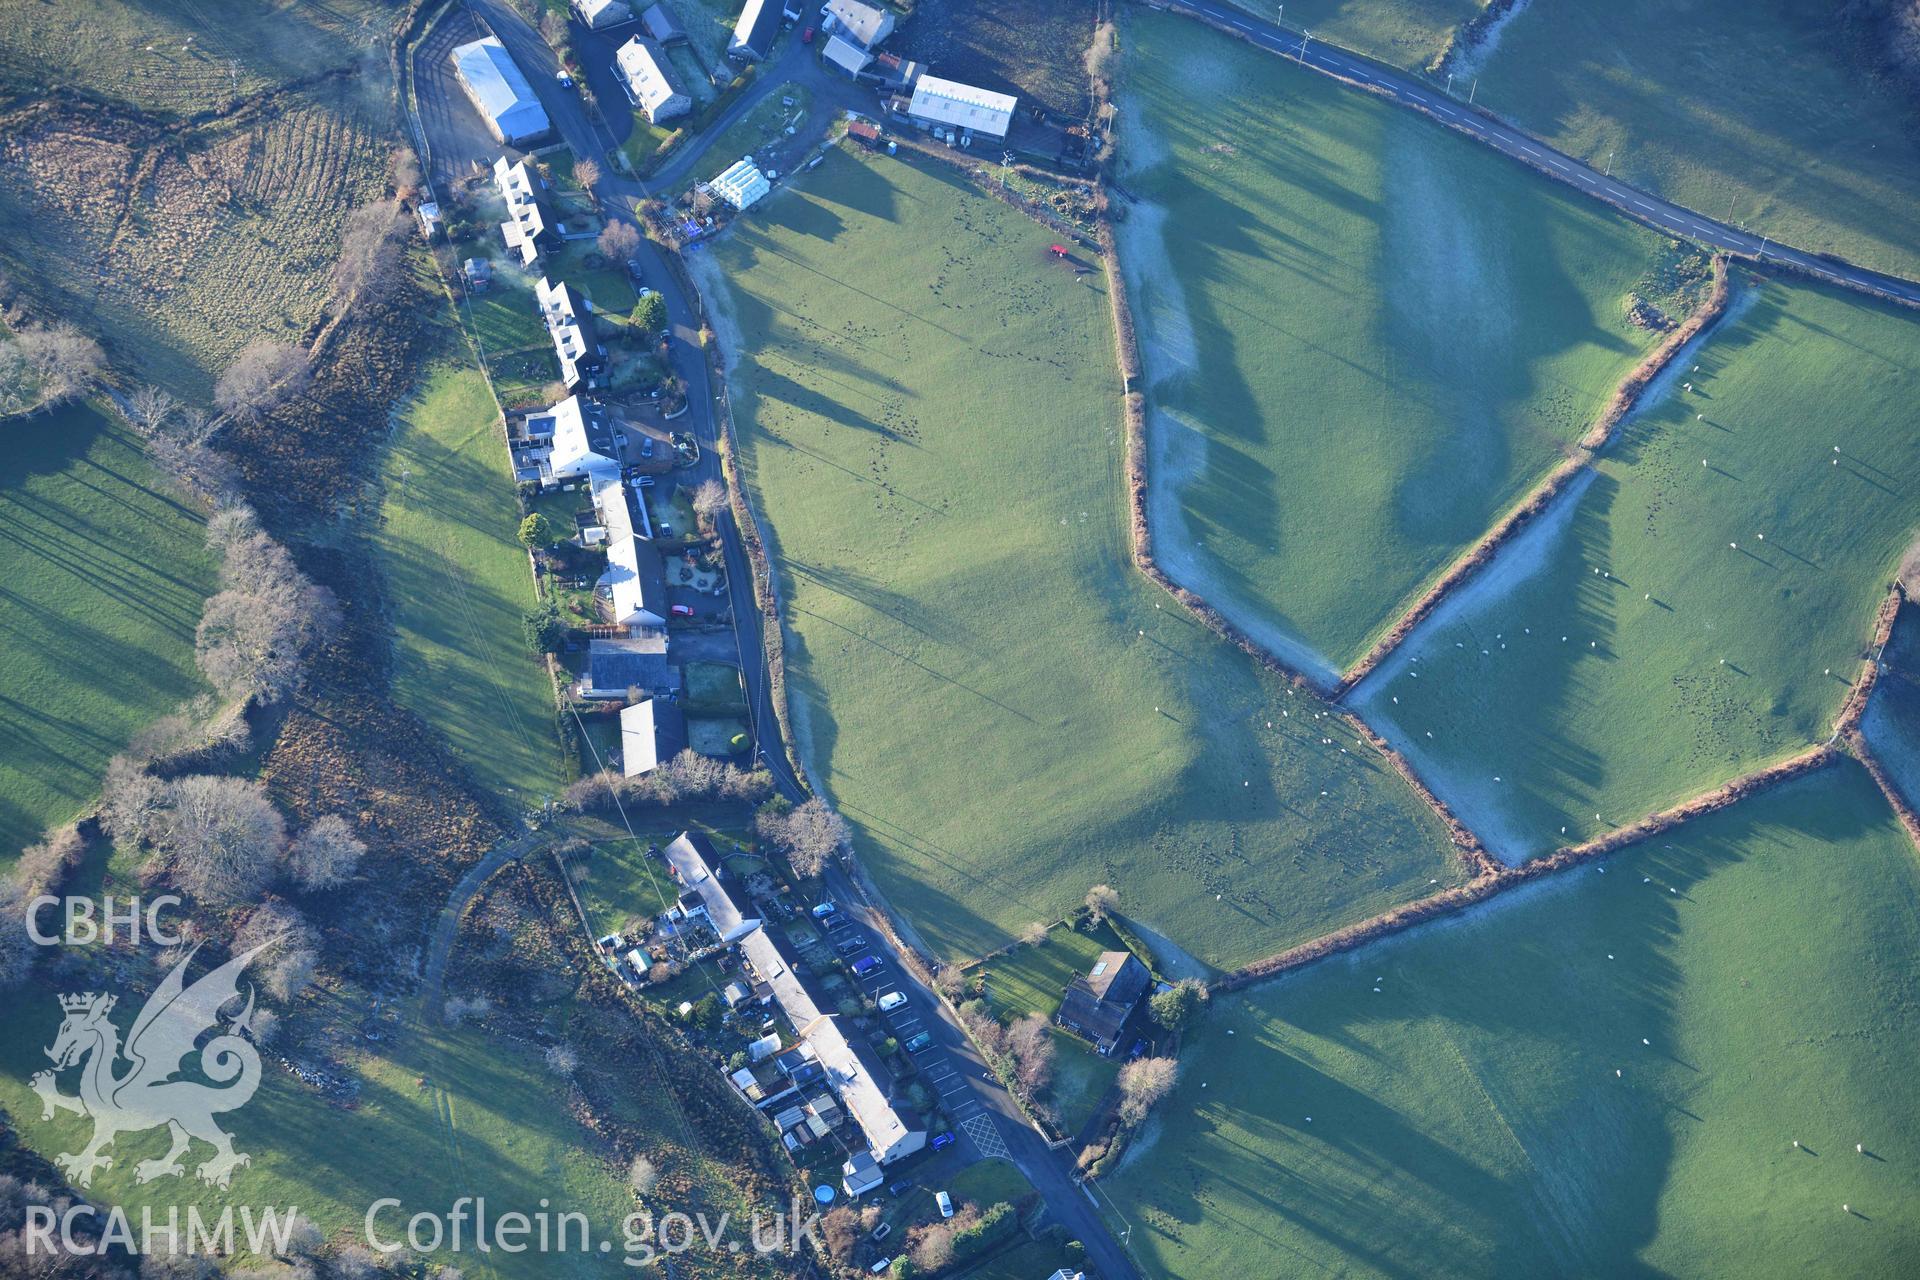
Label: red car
xmin=670 ymin=604 xmax=694 ymax=618
xmin=800 ymin=25 xmax=815 ymax=44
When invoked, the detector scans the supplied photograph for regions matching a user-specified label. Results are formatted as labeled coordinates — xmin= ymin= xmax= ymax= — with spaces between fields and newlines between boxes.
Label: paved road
xmin=1170 ymin=0 xmax=1920 ymax=308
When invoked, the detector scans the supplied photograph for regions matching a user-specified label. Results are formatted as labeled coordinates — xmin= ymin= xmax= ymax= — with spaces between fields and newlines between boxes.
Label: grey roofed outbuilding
xmin=587 ymin=634 xmax=674 ymax=697
xmin=729 ymin=0 xmax=781 ymax=60
xmin=451 ymin=37 xmax=551 ymax=144
xmin=640 ymin=2 xmax=685 ymax=42
xmin=620 ymin=697 xmax=686 ymax=776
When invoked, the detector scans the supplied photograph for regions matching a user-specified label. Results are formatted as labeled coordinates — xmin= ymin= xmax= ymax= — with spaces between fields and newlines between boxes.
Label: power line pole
xmin=1299 ymin=30 xmax=1312 ymax=63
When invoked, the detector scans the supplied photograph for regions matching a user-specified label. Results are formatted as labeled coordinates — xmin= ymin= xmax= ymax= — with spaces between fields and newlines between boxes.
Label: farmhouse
xmin=822 ymin=36 xmax=871 ymax=78
xmin=619 ymin=698 xmax=687 ymax=776
xmin=451 ymin=37 xmax=551 ymax=145
xmin=640 ymin=3 xmax=686 ymax=43
xmin=493 ymin=157 xmax=556 ymax=266
xmin=1056 ymin=950 xmax=1149 ymax=1056
xmin=906 ymin=74 xmax=1017 ymax=139
xmin=535 ymin=276 xmax=604 ymax=391
xmin=616 ymin=37 xmax=691 ymax=124
xmin=822 ymin=0 xmax=893 ymax=50
xmin=586 ymin=633 xmax=673 ymax=699
xmin=664 ymin=831 xmax=762 ymax=944
xmin=573 ymin=0 xmax=633 ymax=28
xmin=729 ymin=0 xmax=781 ymax=60
xmin=711 ymin=157 xmax=771 ymax=210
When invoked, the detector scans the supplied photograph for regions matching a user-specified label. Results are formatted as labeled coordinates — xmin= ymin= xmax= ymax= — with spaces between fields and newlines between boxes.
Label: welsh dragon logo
xmin=30 ymin=940 xmax=274 ymax=1190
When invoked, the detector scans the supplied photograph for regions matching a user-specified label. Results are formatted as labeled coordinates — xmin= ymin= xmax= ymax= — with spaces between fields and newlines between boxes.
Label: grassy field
xmin=1105 ymin=761 xmax=1920 ymax=1278
xmin=1354 ymin=275 xmax=1920 ymax=859
xmin=0 ymin=402 xmax=214 ymax=857
xmin=701 ymin=144 xmax=1464 ymax=970
xmin=1218 ymin=0 xmax=1479 ymax=69
xmin=0 ymin=0 xmax=396 ymax=115
xmin=1117 ymin=9 xmax=1691 ymax=677
xmin=375 ymin=354 xmax=567 ymax=809
xmin=1476 ymin=0 xmax=1920 ymax=284
xmin=0 ymin=978 xmax=639 ymax=1278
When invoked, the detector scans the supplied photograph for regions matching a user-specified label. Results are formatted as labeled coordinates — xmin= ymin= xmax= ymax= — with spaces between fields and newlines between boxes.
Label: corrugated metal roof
xmin=451 ymin=38 xmax=550 ymax=142
xmin=907 ymin=74 xmax=1017 ymax=138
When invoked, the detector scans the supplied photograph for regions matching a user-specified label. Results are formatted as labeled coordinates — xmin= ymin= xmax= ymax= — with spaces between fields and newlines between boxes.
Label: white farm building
xmin=573 ymin=0 xmax=633 ymax=28
xmin=450 ymin=37 xmax=550 ymax=145
xmin=906 ymin=74 xmax=1016 ymax=139
xmin=616 ymin=36 xmax=691 ymax=123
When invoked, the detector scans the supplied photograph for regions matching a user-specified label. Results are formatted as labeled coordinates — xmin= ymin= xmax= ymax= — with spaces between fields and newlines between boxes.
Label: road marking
xmin=961 ymin=1114 xmax=1010 ymax=1160
xmin=1434 ymin=106 xmax=1457 ymax=119
xmin=1548 ymin=159 xmax=1570 ymax=172
xmin=1519 ymin=145 xmax=1542 ymax=158
xmin=1633 ymin=200 xmax=1655 ymax=212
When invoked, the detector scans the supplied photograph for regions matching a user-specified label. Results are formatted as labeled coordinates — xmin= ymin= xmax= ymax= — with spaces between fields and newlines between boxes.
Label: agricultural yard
xmin=0 ymin=402 xmax=214 ymax=858
xmin=699 ymin=144 xmax=1466 ymax=970
xmin=1216 ymin=0 xmax=1480 ymax=69
xmin=0 ymin=0 xmax=397 ymax=115
xmin=1104 ymin=761 xmax=1920 ymax=1279
xmin=375 ymin=348 xmax=568 ymax=809
xmin=1861 ymin=601 xmax=1920 ymax=808
xmin=0 ymin=82 xmax=391 ymax=397
xmin=894 ymin=0 xmax=1098 ymax=119
xmin=1116 ymin=8 xmax=1696 ymax=678
xmin=1473 ymin=0 xmax=1920 ymax=284
xmin=1354 ymin=276 xmax=1920 ymax=860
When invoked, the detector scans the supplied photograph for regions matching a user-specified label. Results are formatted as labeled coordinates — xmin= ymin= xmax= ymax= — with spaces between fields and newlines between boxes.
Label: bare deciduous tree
xmin=597 ymin=220 xmax=641 ymax=263
xmin=573 ymin=157 xmax=601 ymax=190
xmin=544 ymin=1043 xmax=579 ymax=1076
xmin=691 ymin=478 xmax=728 ymax=524
xmin=1084 ymin=883 xmax=1118 ymax=924
xmin=286 ymin=814 xmax=366 ymax=891
xmin=213 ymin=341 xmax=310 ymax=423
xmin=933 ymin=965 xmax=967 ymax=1000
xmin=16 ymin=324 xmax=105 ymax=409
xmin=99 ymin=755 xmax=170 ymax=848
xmin=1117 ymin=1055 xmax=1178 ymax=1127
xmin=1020 ymin=920 xmax=1049 ymax=946
xmin=0 ymin=880 xmax=35 ymax=989
xmin=234 ymin=901 xmax=318 ymax=1000
xmin=155 ymin=775 xmax=287 ymax=904
xmin=16 ymin=824 xmax=86 ymax=899
xmin=756 ymin=797 xmax=852 ymax=878
xmin=0 ymin=341 xmax=35 ymax=413
xmin=1007 ymin=1011 xmax=1055 ymax=1094
xmin=194 ymin=514 xmax=342 ymax=703
xmin=124 ymin=385 xmax=177 ymax=437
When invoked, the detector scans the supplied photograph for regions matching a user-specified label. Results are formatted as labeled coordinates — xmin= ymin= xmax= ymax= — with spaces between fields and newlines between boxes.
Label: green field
xmin=1106 ymin=761 xmax=1920 ymax=1278
xmin=0 ymin=977 xmax=640 ymax=1278
xmin=1117 ymin=9 xmax=1689 ymax=677
xmin=701 ymin=145 xmax=1464 ymax=969
xmin=0 ymin=402 xmax=214 ymax=856
xmin=1218 ymin=0 xmax=1479 ymax=69
xmin=1355 ymin=276 xmax=1920 ymax=859
xmin=1477 ymin=0 xmax=1920 ymax=284
xmin=376 ymin=356 xmax=567 ymax=808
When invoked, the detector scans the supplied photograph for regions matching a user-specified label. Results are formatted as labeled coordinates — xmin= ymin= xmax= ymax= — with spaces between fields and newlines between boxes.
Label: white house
xmin=493 ymin=156 xmax=554 ymax=266
xmin=543 ymin=395 xmax=664 ymax=629
xmin=451 ymin=38 xmax=550 ymax=145
xmin=906 ymin=74 xmax=1017 ymax=139
xmin=616 ymin=36 xmax=691 ymax=123
xmin=710 ymin=157 xmax=771 ymax=210
xmin=821 ymin=34 xmax=871 ymax=77
xmin=823 ymin=0 xmax=893 ymax=49
xmin=664 ymin=832 xmax=762 ymax=944
xmin=535 ymin=276 xmax=604 ymax=390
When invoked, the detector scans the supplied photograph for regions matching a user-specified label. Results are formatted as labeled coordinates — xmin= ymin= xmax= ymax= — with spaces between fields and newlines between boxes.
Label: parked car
xmin=877 ymin=991 xmax=907 ymax=1013
xmin=936 ymin=1191 xmax=954 ymax=1220
xmin=555 ymin=71 xmax=574 ymax=89
xmin=904 ymin=1031 xmax=932 ymax=1053
xmin=811 ymin=902 xmax=838 ymax=919
xmin=930 ymin=1132 xmax=955 ymax=1151
xmin=670 ymin=604 xmax=694 ymax=617
xmin=801 ymin=25 xmax=815 ymax=43
xmin=852 ymin=956 xmax=882 ymax=978
xmin=887 ymin=1180 xmax=912 ymax=1198
xmin=834 ymin=936 xmax=867 ymax=955
xmin=869 ymin=1260 xmax=891 ymax=1275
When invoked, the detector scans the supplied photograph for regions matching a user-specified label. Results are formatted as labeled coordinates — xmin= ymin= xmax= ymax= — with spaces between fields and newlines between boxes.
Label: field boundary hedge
xmin=1333 ymin=254 xmax=1735 ymax=695
xmin=1217 ymin=744 xmax=1839 ymax=993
